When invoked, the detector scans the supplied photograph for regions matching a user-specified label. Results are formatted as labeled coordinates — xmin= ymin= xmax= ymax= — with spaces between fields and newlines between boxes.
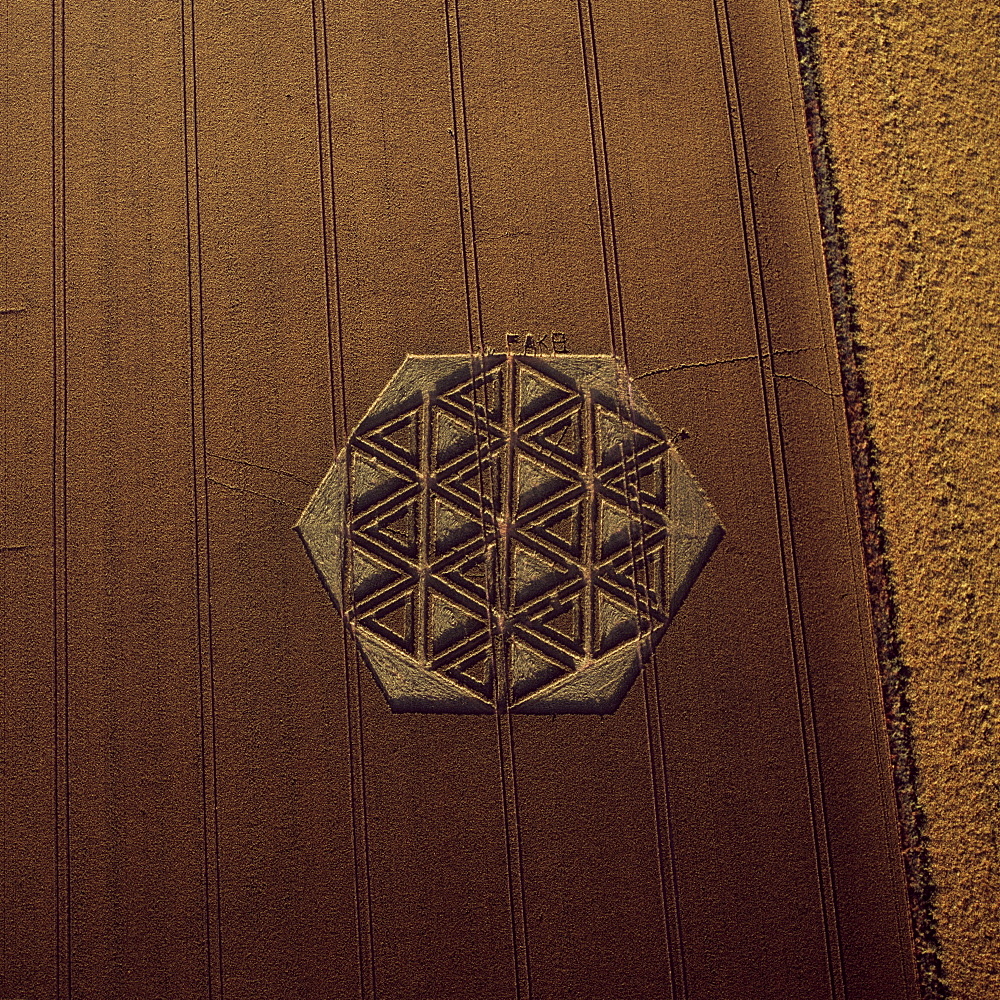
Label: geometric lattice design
xmin=297 ymin=354 xmax=723 ymax=714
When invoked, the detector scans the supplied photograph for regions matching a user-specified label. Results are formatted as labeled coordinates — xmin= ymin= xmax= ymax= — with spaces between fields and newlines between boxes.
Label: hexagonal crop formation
xmin=297 ymin=353 xmax=722 ymax=714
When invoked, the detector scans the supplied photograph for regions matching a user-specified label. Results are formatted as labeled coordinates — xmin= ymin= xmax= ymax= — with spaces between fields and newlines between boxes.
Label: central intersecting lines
xmin=347 ymin=355 xmax=670 ymax=709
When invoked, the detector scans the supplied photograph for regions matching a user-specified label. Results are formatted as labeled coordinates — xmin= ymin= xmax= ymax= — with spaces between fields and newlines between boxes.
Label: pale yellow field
xmin=811 ymin=2 xmax=1000 ymax=995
